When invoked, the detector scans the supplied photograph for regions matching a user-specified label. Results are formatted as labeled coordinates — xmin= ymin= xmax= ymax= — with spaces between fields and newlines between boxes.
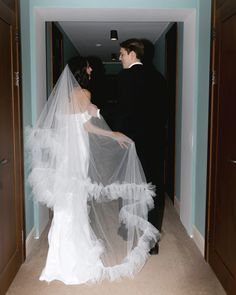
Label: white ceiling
xmin=36 ymin=7 xmax=194 ymax=62
xmin=59 ymin=21 xmax=169 ymax=61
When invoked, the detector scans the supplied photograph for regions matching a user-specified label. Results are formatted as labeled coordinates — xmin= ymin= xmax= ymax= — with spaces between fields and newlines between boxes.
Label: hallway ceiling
xmin=59 ymin=21 xmax=169 ymax=62
xmin=37 ymin=7 xmax=193 ymax=62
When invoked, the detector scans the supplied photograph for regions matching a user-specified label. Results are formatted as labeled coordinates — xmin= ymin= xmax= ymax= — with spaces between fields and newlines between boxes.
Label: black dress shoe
xmin=149 ymin=242 xmax=159 ymax=255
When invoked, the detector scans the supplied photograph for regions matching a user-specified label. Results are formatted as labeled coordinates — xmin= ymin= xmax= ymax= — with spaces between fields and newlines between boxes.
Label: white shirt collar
xmin=128 ymin=62 xmax=143 ymax=68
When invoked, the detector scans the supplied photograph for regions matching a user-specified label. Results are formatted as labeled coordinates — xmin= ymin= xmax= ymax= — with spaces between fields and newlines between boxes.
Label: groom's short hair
xmin=120 ymin=39 xmax=144 ymax=60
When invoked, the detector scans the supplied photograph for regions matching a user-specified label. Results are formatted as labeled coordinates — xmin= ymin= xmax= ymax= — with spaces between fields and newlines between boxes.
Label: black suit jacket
xmin=114 ymin=64 xmax=146 ymax=138
xmin=114 ymin=64 xmax=168 ymax=142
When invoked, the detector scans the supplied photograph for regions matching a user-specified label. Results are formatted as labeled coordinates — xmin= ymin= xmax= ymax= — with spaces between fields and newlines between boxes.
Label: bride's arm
xmin=84 ymin=120 xmax=132 ymax=148
xmin=83 ymin=101 xmax=132 ymax=147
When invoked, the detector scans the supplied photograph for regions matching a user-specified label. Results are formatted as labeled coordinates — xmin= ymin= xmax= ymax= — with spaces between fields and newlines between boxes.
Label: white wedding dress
xmin=27 ymin=66 xmax=159 ymax=284
xmin=39 ymin=113 xmax=103 ymax=284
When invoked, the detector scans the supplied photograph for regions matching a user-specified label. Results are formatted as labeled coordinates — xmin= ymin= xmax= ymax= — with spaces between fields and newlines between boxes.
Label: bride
xmin=26 ymin=57 xmax=159 ymax=285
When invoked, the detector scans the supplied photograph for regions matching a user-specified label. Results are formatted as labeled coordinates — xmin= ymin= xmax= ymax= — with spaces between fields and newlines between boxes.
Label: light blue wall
xmin=20 ymin=0 xmax=211 ymax=239
xmin=154 ymin=23 xmax=174 ymax=76
xmin=45 ymin=23 xmax=52 ymax=96
xmin=154 ymin=32 xmax=166 ymax=76
xmin=46 ymin=22 xmax=80 ymax=94
xmin=24 ymin=0 xmax=199 ymax=9
xmin=56 ymin=23 xmax=79 ymax=65
xmin=103 ymin=63 xmax=122 ymax=75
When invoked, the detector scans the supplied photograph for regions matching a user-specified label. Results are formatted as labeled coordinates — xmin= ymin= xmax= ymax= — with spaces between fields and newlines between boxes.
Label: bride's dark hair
xmin=67 ymin=56 xmax=90 ymax=89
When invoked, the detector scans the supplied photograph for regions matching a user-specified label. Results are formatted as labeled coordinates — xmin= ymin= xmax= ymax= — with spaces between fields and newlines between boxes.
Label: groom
xmin=114 ymin=39 xmax=168 ymax=254
xmin=88 ymin=39 xmax=168 ymax=254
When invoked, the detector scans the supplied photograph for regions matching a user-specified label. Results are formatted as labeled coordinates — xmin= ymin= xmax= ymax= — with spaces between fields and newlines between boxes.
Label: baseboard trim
xmin=26 ymin=226 xmax=37 ymax=258
xmin=192 ymin=226 xmax=205 ymax=257
xmin=174 ymin=195 xmax=180 ymax=216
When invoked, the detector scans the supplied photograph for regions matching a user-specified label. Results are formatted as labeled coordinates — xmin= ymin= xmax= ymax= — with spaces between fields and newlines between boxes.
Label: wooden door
xmin=0 ymin=1 xmax=24 ymax=294
xmin=165 ymin=23 xmax=177 ymax=201
xmin=207 ymin=0 xmax=236 ymax=294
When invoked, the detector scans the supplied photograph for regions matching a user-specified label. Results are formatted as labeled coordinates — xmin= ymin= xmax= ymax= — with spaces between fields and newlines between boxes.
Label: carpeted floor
xmin=7 ymin=197 xmax=226 ymax=295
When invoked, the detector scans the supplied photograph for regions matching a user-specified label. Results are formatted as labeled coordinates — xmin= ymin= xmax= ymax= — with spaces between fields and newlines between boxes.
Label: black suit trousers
xmin=133 ymin=133 xmax=165 ymax=232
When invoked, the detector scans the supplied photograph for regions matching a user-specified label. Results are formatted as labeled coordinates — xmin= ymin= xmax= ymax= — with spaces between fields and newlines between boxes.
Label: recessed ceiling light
xmin=111 ymin=53 xmax=117 ymax=61
xmin=110 ymin=30 xmax=118 ymax=41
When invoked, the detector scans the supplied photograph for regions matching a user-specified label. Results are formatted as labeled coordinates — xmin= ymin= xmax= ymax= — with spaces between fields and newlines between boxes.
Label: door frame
xmin=29 ymin=7 xmax=197 ymax=238
xmin=205 ymin=0 xmax=217 ymax=261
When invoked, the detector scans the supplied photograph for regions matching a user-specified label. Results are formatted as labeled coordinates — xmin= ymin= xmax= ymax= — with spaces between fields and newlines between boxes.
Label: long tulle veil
xmin=26 ymin=65 xmax=159 ymax=283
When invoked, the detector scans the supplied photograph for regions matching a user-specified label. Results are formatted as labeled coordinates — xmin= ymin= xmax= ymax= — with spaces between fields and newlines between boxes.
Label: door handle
xmin=229 ymin=159 xmax=236 ymax=164
xmin=0 ymin=158 xmax=8 ymax=165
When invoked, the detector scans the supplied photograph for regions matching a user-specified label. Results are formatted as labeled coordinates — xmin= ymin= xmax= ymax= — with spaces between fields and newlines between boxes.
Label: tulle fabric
xmin=26 ymin=65 xmax=159 ymax=284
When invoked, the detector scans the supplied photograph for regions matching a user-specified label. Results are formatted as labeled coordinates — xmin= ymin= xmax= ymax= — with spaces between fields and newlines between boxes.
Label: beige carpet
xmin=7 ymin=198 xmax=226 ymax=295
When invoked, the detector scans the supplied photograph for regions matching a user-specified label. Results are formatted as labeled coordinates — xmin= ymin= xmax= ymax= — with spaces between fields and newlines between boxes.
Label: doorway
xmin=29 ymin=8 xmax=196 ymax=238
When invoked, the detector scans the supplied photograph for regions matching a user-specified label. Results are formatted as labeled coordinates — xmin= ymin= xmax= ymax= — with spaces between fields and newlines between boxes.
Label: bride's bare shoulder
xmin=73 ymin=87 xmax=91 ymax=99
xmin=72 ymin=87 xmax=91 ymax=112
